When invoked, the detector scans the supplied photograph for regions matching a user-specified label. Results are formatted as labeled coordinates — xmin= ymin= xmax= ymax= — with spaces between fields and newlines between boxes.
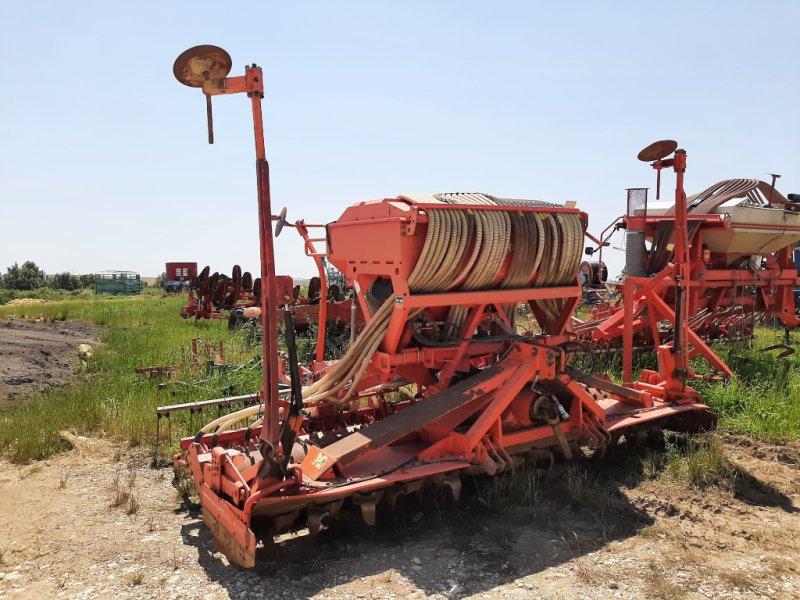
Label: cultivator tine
xmin=551 ymin=422 xmax=573 ymax=459
xmin=486 ymin=446 xmax=508 ymax=473
xmin=432 ymin=473 xmax=462 ymax=502
xmin=306 ymin=500 xmax=344 ymax=536
xmin=381 ymin=479 xmax=424 ymax=511
xmin=760 ymin=343 xmax=795 ymax=359
xmin=272 ymin=511 xmax=300 ymax=532
xmin=224 ymin=282 xmax=241 ymax=309
xmin=211 ymin=278 xmax=227 ymax=308
xmin=352 ymin=490 xmax=383 ymax=526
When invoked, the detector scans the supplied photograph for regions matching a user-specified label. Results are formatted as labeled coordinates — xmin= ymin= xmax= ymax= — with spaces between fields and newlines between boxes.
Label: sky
xmin=1 ymin=1 xmax=798 ymax=279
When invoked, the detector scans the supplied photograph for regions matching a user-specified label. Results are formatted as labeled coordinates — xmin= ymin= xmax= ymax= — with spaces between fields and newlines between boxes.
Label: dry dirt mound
xmin=0 ymin=318 xmax=99 ymax=400
xmin=0 ymin=438 xmax=797 ymax=599
xmin=6 ymin=299 xmax=47 ymax=306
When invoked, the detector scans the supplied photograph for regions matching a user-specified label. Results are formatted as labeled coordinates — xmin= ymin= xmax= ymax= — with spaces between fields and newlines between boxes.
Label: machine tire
xmin=228 ymin=307 xmax=246 ymax=331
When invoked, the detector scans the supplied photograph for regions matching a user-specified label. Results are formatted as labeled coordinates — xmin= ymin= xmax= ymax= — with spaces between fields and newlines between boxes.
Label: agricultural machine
xmin=181 ymin=260 xmax=361 ymax=359
xmin=576 ymin=147 xmax=800 ymax=383
xmin=578 ymin=260 xmax=609 ymax=305
xmin=164 ymin=262 xmax=198 ymax=293
xmin=179 ymin=264 xmax=259 ymax=321
xmin=168 ymin=45 xmax=789 ymax=568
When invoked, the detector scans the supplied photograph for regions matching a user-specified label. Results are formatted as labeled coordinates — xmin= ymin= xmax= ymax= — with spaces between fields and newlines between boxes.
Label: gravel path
xmin=0 ymin=437 xmax=797 ymax=599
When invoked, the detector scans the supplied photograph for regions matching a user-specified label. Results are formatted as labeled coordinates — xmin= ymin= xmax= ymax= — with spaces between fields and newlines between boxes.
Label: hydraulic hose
xmin=204 ymin=201 xmax=584 ymax=435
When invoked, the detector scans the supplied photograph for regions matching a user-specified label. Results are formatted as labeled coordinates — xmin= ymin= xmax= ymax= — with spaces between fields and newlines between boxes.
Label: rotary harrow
xmin=167 ymin=45 xmax=756 ymax=568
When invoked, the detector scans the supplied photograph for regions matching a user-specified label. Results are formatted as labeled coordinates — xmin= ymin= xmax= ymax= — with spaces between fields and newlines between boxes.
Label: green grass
xmin=693 ymin=328 xmax=800 ymax=441
xmin=576 ymin=327 xmax=800 ymax=442
xmin=663 ymin=433 xmax=735 ymax=488
xmin=0 ymin=295 xmax=261 ymax=462
xmin=0 ymin=287 xmax=109 ymax=305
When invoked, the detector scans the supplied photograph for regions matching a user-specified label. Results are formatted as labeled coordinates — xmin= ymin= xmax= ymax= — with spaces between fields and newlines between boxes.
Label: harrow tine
xmin=486 ymin=446 xmax=508 ymax=473
xmin=306 ymin=500 xmax=343 ymax=536
xmin=446 ymin=475 xmax=462 ymax=502
xmin=306 ymin=507 xmax=327 ymax=537
xmin=434 ymin=473 xmax=462 ymax=502
xmin=352 ymin=490 xmax=383 ymax=526
xmin=551 ymin=422 xmax=573 ymax=459
xmin=381 ymin=479 xmax=424 ymax=511
xmin=760 ymin=343 xmax=795 ymax=359
xmin=272 ymin=511 xmax=300 ymax=532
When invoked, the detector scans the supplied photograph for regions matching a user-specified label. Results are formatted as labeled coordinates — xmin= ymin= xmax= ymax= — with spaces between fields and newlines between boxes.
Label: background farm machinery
xmin=180 ymin=260 xmax=362 ymax=360
xmin=575 ymin=155 xmax=800 ymax=384
xmin=165 ymin=45 xmax=757 ymax=568
xmin=179 ymin=263 xmax=260 ymax=323
xmin=164 ymin=261 xmax=198 ymax=293
xmin=578 ymin=260 xmax=609 ymax=305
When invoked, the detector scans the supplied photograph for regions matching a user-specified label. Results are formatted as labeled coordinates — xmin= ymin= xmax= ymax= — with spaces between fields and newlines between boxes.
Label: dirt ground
xmin=0 ymin=436 xmax=797 ymax=600
xmin=0 ymin=318 xmax=98 ymax=400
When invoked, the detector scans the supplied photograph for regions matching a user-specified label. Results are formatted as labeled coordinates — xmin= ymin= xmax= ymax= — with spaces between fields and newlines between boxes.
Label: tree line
xmin=0 ymin=261 xmax=96 ymax=291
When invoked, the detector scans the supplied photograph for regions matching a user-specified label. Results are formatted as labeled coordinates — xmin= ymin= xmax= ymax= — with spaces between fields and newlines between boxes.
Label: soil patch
xmin=0 ymin=437 xmax=797 ymax=599
xmin=0 ymin=318 xmax=99 ymax=400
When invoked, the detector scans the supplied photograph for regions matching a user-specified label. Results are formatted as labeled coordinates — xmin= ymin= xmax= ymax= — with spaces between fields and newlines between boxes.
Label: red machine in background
xmin=179 ymin=263 xmax=260 ymax=322
xmin=180 ymin=263 xmax=362 ymax=359
xmin=576 ymin=144 xmax=800 ymax=384
xmin=169 ymin=46 xmax=723 ymax=568
xmin=165 ymin=262 xmax=198 ymax=293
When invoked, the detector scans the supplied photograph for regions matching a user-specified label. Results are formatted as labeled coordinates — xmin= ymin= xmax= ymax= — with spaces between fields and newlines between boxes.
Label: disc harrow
xmin=180 ymin=264 xmax=261 ymax=322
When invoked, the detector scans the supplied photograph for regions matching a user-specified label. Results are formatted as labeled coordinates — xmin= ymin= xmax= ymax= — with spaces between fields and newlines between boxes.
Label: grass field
xmin=0 ymin=294 xmax=798 ymax=463
xmin=0 ymin=293 xmax=262 ymax=462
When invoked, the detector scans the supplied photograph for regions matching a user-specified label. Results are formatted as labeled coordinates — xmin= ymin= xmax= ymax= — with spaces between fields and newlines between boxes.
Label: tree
xmin=79 ymin=274 xmax=96 ymax=289
xmin=2 ymin=261 xmax=47 ymax=290
xmin=155 ymin=272 xmax=167 ymax=288
xmin=49 ymin=272 xmax=82 ymax=291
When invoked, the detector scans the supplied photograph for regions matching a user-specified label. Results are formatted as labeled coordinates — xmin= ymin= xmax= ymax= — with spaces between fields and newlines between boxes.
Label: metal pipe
xmin=283 ymin=308 xmax=303 ymax=416
xmin=350 ymin=297 xmax=357 ymax=346
xmin=672 ymin=150 xmax=690 ymax=385
xmin=246 ymin=66 xmax=281 ymax=451
xmin=256 ymin=159 xmax=281 ymax=449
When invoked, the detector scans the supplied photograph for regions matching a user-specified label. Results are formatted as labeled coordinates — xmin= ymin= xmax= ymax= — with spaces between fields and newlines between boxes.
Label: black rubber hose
xmin=283 ymin=308 xmax=304 ymax=416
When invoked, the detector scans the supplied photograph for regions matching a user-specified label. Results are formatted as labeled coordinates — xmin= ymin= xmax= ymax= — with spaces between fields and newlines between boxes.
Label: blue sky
xmin=1 ymin=1 xmax=798 ymax=279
